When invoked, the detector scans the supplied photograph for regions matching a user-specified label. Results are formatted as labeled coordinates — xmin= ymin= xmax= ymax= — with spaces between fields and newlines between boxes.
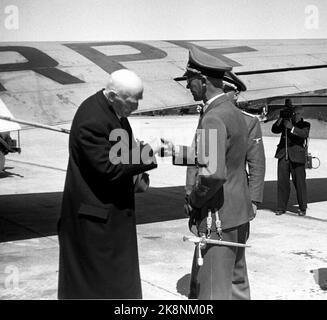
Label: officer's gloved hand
xmin=184 ymin=194 xmax=193 ymax=217
xmin=250 ymin=201 xmax=258 ymax=221
xmin=185 ymin=195 xmax=202 ymax=230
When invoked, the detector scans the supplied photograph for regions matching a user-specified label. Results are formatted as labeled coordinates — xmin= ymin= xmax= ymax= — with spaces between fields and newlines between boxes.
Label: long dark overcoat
xmin=57 ymin=90 xmax=157 ymax=299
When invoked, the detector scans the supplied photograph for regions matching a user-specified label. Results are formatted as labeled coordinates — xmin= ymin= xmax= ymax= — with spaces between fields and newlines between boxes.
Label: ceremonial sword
xmin=183 ymin=235 xmax=251 ymax=266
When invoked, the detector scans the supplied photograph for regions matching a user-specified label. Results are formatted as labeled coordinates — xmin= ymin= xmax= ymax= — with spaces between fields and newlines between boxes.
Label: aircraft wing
xmin=1 ymin=39 xmax=327 ymax=125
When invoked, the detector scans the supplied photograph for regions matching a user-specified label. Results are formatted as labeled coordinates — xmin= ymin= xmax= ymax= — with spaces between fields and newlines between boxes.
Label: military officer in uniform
xmin=178 ymin=47 xmax=255 ymax=300
xmin=182 ymin=70 xmax=265 ymax=300
xmin=223 ymin=85 xmax=266 ymax=299
xmin=223 ymin=84 xmax=266 ymax=219
xmin=241 ymin=110 xmax=266 ymax=216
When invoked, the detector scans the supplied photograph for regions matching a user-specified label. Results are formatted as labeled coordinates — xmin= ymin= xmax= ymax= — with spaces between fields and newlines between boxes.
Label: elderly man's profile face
xmin=107 ymin=69 xmax=144 ymax=117
xmin=113 ymin=90 xmax=143 ymax=117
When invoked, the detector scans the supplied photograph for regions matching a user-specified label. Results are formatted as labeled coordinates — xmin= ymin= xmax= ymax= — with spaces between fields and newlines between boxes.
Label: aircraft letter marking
xmin=0 ymin=46 xmax=84 ymax=91
xmin=64 ymin=41 xmax=168 ymax=74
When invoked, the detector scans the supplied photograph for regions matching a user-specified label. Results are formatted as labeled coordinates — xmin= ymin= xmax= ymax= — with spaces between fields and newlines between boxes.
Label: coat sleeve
xmin=271 ymin=119 xmax=283 ymax=134
xmin=185 ymin=166 xmax=198 ymax=195
xmin=246 ymin=117 xmax=266 ymax=203
xmin=184 ymin=137 xmax=198 ymax=195
xmin=78 ymin=120 xmax=157 ymax=181
xmin=189 ymin=116 xmax=227 ymax=209
xmin=292 ymin=122 xmax=310 ymax=139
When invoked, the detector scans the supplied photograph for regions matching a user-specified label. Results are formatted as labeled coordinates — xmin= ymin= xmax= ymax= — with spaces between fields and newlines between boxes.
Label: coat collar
xmin=203 ymin=92 xmax=225 ymax=113
xmin=96 ymin=89 xmax=121 ymax=125
xmin=203 ymin=93 xmax=229 ymax=116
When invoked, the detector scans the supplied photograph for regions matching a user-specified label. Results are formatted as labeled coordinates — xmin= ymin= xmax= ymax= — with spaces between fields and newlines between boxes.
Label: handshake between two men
xmin=147 ymin=137 xmax=174 ymax=158
xmin=147 ymin=137 xmax=198 ymax=220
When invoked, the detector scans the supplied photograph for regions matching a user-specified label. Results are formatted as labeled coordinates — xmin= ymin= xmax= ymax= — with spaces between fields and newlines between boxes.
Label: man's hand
xmin=135 ymin=138 xmax=144 ymax=146
xmin=276 ymin=117 xmax=283 ymax=125
xmin=148 ymin=137 xmax=162 ymax=155
xmin=283 ymin=120 xmax=293 ymax=129
xmin=184 ymin=194 xmax=198 ymax=229
xmin=159 ymin=138 xmax=174 ymax=157
xmin=133 ymin=172 xmax=150 ymax=193
xmin=148 ymin=137 xmax=174 ymax=156
xmin=184 ymin=194 xmax=193 ymax=217
xmin=250 ymin=201 xmax=258 ymax=221
xmin=252 ymin=201 xmax=257 ymax=215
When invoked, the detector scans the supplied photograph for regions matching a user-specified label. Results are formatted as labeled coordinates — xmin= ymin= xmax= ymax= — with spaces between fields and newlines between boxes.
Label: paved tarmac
xmin=0 ymin=115 xmax=326 ymax=300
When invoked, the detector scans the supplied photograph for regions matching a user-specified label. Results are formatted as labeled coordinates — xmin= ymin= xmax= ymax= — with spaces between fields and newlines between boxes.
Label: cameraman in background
xmin=271 ymin=99 xmax=310 ymax=216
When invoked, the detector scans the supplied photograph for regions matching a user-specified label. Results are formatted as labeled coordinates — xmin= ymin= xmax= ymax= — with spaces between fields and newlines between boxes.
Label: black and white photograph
xmin=0 ymin=0 xmax=327 ymax=304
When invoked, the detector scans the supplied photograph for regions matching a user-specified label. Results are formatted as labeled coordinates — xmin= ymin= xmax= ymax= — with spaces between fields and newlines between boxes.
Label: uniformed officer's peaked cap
xmin=223 ymin=70 xmax=247 ymax=92
xmin=174 ymin=46 xmax=246 ymax=92
xmin=183 ymin=46 xmax=232 ymax=79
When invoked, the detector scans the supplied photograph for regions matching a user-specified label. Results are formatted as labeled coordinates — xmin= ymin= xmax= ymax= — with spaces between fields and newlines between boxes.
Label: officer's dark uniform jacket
xmin=271 ymin=118 xmax=310 ymax=163
xmin=177 ymin=45 xmax=255 ymax=300
xmin=185 ymin=110 xmax=265 ymax=221
xmin=189 ymin=94 xmax=253 ymax=232
xmin=242 ymin=111 xmax=266 ymax=205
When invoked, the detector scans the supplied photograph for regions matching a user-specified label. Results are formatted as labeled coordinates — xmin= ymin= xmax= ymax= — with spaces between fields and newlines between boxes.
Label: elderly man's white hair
xmin=105 ymin=69 xmax=143 ymax=97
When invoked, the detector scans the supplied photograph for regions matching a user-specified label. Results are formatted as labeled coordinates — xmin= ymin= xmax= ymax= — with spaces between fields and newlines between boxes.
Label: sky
xmin=0 ymin=0 xmax=326 ymax=41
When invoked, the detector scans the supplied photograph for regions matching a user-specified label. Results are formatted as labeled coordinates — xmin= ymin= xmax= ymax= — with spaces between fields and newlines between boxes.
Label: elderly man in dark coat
xmin=57 ymin=69 xmax=169 ymax=299
xmin=179 ymin=47 xmax=254 ymax=299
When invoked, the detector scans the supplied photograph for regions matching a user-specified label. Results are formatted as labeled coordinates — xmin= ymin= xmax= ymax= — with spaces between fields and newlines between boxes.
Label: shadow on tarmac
xmin=259 ymin=177 xmax=327 ymax=213
xmin=1 ymin=178 xmax=326 ymax=243
xmin=311 ymin=268 xmax=327 ymax=290
xmin=0 ymin=187 xmax=185 ymax=243
xmin=0 ymin=167 xmax=24 ymax=179
xmin=176 ymin=273 xmax=191 ymax=298
xmin=0 ymin=192 xmax=61 ymax=242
